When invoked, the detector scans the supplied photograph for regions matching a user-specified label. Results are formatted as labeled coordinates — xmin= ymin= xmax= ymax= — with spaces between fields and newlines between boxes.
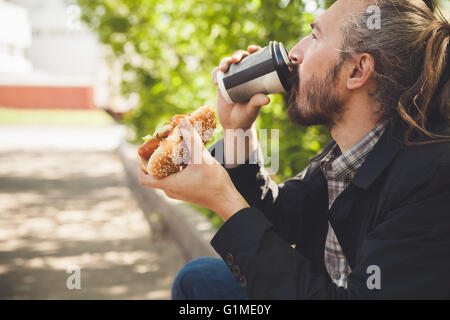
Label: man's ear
xmin=346 ymin=53 xmax=375 ymax=90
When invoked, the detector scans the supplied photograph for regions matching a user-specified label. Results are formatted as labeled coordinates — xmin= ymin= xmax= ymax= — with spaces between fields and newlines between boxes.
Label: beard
xmin=287 ymin=60 xmax=345 ymax=128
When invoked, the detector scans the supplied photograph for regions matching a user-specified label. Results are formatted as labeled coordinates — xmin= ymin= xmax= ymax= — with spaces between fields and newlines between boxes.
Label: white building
xmin=0 ymin=0 xmax=32 ymax=74
xmin=11 ymin=0 xmax=100 ymax=77
xmin=0 ymin=0 xmax=112 ymax=109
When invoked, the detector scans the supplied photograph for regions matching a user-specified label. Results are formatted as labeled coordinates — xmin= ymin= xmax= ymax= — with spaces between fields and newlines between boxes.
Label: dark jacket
xmin=209 ymin=122 xmax=450 ymax=299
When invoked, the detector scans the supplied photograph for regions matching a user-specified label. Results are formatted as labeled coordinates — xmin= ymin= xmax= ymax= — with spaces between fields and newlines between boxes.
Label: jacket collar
xmin=310 ymin=121 xmax=405 ymax=191
xmin=351 ymin=121 xmax=404 ymax=190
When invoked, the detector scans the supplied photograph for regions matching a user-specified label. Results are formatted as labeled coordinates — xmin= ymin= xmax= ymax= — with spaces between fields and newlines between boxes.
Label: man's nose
xmin=288 ymin=35 xmax=309 ymax=64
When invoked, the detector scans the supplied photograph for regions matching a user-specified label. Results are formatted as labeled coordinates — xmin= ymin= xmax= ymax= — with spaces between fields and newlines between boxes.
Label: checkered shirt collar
xmin=320 ymin=123 xmax=386 ymax=181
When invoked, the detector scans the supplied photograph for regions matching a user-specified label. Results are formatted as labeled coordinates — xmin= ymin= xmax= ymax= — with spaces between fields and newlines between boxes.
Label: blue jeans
xmin=172 ymin=257 xmax=248 ymax=300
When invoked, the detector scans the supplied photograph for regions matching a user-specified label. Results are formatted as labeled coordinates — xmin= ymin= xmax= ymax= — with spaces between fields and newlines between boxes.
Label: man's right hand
xmin=211 ymin=45 xmax=271 ymax=131
xmin=211 ymin=45 xmax=269 ymax=167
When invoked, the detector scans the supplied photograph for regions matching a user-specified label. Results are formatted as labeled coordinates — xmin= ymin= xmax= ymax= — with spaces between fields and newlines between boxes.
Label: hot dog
xmin=137 ymin=105 xmax=216 ymax=178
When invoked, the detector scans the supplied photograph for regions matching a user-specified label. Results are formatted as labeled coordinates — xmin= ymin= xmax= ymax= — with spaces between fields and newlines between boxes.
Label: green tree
xmin=78 ymin=0 xmax=332 ymax=180
xmin=78 ymin=0 xmax=447 ymax=227
xmin=77 ymin=0 xmax=446 ymax=182
xmin=78 ymin=0 xmax=334 ymax=226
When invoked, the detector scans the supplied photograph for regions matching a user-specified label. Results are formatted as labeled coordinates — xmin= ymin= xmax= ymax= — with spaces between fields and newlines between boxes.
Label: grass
xmin=0 ymin=107 xmax=114 ymax=126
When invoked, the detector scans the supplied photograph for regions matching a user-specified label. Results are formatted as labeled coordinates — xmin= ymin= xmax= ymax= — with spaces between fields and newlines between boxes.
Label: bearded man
xmin=139 ymin=0 xmax=450 ymax=299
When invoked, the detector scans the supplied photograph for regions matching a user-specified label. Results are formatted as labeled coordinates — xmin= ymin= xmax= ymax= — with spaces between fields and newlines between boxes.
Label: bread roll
xmin=138 ymin=105 xmax=216 ymax=178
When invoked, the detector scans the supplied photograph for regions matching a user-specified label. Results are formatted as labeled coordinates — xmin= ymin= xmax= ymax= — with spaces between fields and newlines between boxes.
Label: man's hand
xmin=138 ymin=119 xmax=249 ymax=221
xmin=212 ymin=45 xmax=271 ymax=131
xmin=212 ymin=45 xmax=267 ymax=167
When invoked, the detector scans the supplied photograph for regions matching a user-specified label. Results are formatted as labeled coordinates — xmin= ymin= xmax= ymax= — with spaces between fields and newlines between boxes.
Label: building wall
xmin=0 ymin=86 xmax=95 ymax=109
xmin=10 ymin=0 xmax=100 ymax=78
xmin=0 ymin=1 xmax=32 ymax=74
xmin=0 ymin=0 xmax=102 ymax=109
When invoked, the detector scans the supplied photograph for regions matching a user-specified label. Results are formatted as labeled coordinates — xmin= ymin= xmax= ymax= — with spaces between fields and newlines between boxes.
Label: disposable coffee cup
xmin=217 ymin=41 xmax=295 ymax=104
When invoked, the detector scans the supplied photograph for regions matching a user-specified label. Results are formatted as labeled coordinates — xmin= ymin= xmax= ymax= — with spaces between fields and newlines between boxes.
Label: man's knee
xmin=171 ymin=257 xmax=247 ymax=300
xmin=172 ymin=257 xmax=222 ymax=300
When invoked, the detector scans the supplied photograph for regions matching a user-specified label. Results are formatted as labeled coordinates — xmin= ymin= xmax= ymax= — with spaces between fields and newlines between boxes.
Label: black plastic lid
xmin=271 ymin=41 xmax=293 ymax=91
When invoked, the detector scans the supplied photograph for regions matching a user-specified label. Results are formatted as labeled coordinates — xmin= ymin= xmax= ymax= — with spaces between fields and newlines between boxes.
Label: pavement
xmin=0 ymin=125 xmax=186 ymax=299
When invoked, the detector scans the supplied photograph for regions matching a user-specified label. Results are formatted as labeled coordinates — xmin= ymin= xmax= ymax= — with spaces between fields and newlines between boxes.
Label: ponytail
xmin=422 ymin=0 xmax=437 ymax=12
xmin=398 ymin=15 xmax=450 ymax=145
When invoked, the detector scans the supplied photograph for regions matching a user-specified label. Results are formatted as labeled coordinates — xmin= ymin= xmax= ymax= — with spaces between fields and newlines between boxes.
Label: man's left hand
xmin=138 ymin=119 xmax=249 ymax=221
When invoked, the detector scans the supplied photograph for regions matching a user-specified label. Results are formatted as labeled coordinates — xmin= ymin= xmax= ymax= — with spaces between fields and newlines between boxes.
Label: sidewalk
xmin=0 ymin=125 xmax=185 ymax=299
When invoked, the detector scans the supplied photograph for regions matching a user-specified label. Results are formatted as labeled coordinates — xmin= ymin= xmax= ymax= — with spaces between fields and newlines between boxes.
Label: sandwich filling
xmin=138 ymin=113 xmax=190 ymax=162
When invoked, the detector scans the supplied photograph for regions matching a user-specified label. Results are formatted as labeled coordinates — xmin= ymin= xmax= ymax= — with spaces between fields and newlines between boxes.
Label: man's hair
xmin=339 ymin=0 xmax=449 ymax=144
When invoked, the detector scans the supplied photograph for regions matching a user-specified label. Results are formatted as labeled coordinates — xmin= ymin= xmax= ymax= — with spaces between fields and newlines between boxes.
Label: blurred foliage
xmin=78 ymin=0 xmax=333 ymax=185
xmin=77 ymin=0 xmax=447 ymax=228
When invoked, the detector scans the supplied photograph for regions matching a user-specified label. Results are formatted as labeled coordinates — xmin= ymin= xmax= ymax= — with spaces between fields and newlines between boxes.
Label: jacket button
xmin=225 ymin=253 xmax=233 ymax=266
xmin=239 ymin=275 xmax=247 ymax=288
xmin=231 ymin=265 xmax=240 ymax=278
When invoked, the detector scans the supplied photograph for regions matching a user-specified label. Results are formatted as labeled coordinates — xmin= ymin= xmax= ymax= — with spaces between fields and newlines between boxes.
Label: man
xmin=139 ymin=0 xmax=450 ymax=299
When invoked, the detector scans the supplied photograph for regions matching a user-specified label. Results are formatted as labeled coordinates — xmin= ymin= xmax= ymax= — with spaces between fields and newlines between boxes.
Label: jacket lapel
xmin=329 ymin=122 xmax=405 ymax=267
xmin=332 ymin=122 xmax=404 ymax=221
xmin=351 ymin=123 xmax=404 ymax=191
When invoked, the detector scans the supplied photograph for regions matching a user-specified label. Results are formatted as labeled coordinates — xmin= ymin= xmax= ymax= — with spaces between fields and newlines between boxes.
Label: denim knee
xmin=171 ymin=257 xmax=247 ymax=300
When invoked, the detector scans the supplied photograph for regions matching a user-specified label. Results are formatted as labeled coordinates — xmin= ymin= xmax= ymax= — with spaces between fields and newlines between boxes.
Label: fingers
xmin=213 ymin=45 xmax=259 ymax=85
xmin=247 ymin=45 xmax=261 ymax=53
xmin=138 ymin=167 xmax=161 ymax=188
xmin=248 ymin=93 xmax=271 ymax=109
xmin=138 ymin=167 xmax=179 ymax=199
xmin=218 ymin=56 xmax=232 ymax=73
xmin=211 ymin=66 xmax=219 ymax=85
xmin=218 ymin=49 xmax=250 ymax=73
xmin=246 ymin=93 xmax=271 ymax=118
xmin=230 ymin=49 xmax=249 ymax=64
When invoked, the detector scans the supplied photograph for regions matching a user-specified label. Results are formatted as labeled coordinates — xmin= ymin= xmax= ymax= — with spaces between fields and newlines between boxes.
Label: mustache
xmin=287 ymin=63 xmax=300 ymax=91
xmin=288 ymin=63 xmax=300 ymax=105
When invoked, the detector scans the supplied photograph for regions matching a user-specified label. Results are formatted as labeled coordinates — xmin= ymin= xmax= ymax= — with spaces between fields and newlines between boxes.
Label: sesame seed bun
xmin=137 ymin=105 xmax=216 ymax=179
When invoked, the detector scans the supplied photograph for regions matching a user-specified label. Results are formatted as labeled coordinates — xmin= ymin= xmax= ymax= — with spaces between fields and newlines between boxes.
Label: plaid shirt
xmin=320 ymin=123 xmax=386 ymax=287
